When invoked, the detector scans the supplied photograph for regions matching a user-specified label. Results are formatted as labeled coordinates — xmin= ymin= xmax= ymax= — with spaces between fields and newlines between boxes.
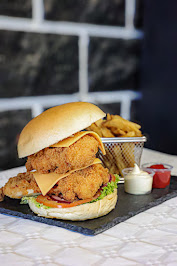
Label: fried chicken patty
xmin=3 ymin=172 xmax=41 ymax=199
xmin=3 ymin=164 xmax=109 ymax=201
xmin=49 ymin=164 xmax=109 ymax=201
xmin=26 ymin=135 xmax=99 ymax=174
xmin=0 ymin=187 xmax=4 ymax=202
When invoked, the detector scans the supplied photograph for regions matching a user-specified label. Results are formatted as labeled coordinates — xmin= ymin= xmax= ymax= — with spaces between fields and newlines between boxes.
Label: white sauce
xmin=124 ymin=164 xmax=153 ymax=195
xmin=27 ymin=189 xmax=34 ymax=195
xmin=16 ymin=191 xmax=23 ymax=197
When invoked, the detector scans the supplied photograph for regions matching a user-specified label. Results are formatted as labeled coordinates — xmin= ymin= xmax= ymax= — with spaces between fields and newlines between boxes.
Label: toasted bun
xmin=28 ymin=189 xmax=117 ymax=221
xmin=18 ymin=102 xmax=105 ymax=158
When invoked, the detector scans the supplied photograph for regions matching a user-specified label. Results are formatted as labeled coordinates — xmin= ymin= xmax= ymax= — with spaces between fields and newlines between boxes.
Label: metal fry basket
xmin=98 ymin=136 xmax=147 ymax=176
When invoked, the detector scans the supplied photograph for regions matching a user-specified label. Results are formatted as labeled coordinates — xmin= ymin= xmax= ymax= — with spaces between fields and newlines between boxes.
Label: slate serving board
xmin=1 ymin=176 xmax=177 ymax=235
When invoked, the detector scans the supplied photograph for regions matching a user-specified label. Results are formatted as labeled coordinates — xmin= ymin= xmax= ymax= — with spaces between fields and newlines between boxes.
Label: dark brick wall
xmin=89 ymin=38 xmax=141 ymax=92
xmin=0 ymin=0 xmax=32 ymax=18
xmin=0 ymin=31 xmax=79 ymax=97
xmin=0 ymin=0 xmax=144 ymax=169
xmin=44 ymin=0 xmax=125 ymax=26
xmin=0 ymin=110 xmax=32 ymax=170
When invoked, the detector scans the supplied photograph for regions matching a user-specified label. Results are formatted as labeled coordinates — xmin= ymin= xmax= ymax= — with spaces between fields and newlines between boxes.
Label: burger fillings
xmin=2 ymin=102 xmax=119 ymax=221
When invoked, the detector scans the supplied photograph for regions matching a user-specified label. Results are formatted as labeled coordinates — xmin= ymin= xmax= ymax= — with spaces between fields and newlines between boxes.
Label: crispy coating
xmin=3 ymin=172 xmax=41 ymax=199
xmin=26 ymin=135 xmax=99 ymax=174
xmin=0 ymin=187 xmax=4 ymax=202
xmin=49 ymin=164 xmax=109 ymax=201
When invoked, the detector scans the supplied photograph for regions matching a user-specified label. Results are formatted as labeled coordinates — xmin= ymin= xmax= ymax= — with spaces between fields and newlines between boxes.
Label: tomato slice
xmin=36 ymin=191 xmax=101 ymax=208
xmin=111 ymin=174 xmax=116 ymax=182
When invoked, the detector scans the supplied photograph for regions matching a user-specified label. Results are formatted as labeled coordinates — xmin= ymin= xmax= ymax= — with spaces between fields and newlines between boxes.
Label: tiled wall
xmin=0 ymin=0 xmax=143 ymax=169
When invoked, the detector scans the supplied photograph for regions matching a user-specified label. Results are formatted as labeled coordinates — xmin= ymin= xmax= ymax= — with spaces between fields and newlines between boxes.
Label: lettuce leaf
xmin=90 ymin=174 xmax=119 ymax=203
xmin=21 ymin=196 xmax=51 ymax=209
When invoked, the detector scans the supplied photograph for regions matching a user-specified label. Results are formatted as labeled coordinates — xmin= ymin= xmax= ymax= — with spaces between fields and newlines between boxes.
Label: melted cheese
xmin=50 ymin=131 xmax=106 ymax=155
xmin=33 ymin=158 xmax=102 ymax=196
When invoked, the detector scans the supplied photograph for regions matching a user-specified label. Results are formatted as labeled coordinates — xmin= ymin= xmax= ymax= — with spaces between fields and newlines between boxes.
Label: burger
xmin=3 ymin=102 xmax=118 ymax=221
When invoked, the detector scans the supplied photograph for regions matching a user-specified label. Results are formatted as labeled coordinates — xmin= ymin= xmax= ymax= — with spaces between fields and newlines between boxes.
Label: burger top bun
xmin=18 ymin=102 xmax=106 ymax=158
xmin=28 ymin=189 xmax=117 ymax=221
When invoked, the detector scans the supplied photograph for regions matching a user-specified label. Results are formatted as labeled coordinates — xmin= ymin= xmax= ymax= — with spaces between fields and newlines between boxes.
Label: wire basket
xmin=98 ymin=136 xmax=147 ymax=177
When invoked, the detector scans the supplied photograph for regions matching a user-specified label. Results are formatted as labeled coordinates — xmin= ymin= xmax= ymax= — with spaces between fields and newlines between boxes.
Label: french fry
xmin=128 ymin=120 xmax=141 ymax=129
xmin=100 ymin=127 xmax=115 ymax=138
xmin=134 ymin=129 xmax=142 ymax=137
xmin=104 ymin=115 xmax=142 ymax=135
xmin=106 ymin=113 xmax=112 ymax=121
xmin=95 ymin=119 xmax=103 ymax=128
xmin=121 ymin=131 xmax=136 ymax=137
xmin=87 ymin=114 xmax=142 ymax=138
xmin=110 ymin=127 xmax=125 ymax=136
xmin=86 ymin=123 xmax=103 ymax=137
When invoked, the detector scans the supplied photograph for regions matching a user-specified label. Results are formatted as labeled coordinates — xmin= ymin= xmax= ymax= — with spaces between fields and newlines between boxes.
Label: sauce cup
xmin=122 ymin=167 xmax=153 ymax=195
xmin=142 ymin=163 xmax=173 ymax=189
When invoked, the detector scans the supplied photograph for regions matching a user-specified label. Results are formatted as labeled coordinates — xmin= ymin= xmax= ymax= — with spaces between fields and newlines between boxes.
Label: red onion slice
xmin=51 ymin=195 xmax=71 ymax=204
xmin=109 ymin=174 xmax=112 ymax=182
xmin=100 ymin=175 xmax=112 ymax=189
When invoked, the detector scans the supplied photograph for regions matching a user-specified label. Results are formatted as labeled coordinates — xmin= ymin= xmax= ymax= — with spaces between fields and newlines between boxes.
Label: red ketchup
xmin=149 ymin=164 xmax=171 ymax=188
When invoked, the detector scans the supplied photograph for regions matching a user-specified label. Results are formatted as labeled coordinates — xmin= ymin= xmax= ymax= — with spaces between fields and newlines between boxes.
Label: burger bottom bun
xmin=28 ymin=189 xmax=118 ymax=221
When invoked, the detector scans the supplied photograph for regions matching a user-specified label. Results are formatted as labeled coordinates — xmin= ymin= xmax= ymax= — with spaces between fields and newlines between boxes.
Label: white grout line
xmin=0 ymin=94 xmax=79 ymax=117
xmin=0 ymin=16 xmax=143 ymax=39
xmin=32 ymin=0 xmax=44 ymax=24
xmin=78 ymin=33 xmax=89 ymax=101
xmin=87 ymin=90 xmax=141 ymax=103
xmin=121 ymin=95 xmax=133 ymax=121
xmin=31 ymin=103 xmax=44 ymax=118
xmin=125 ymin=0 xmax=136 ymax=29
xmin=0 ymin=91 xmax=142 ymax=119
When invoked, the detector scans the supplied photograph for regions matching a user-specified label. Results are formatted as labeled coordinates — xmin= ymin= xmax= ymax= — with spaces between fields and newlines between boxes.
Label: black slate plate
xmin=1 ymin=176 xmax=177 ymax=235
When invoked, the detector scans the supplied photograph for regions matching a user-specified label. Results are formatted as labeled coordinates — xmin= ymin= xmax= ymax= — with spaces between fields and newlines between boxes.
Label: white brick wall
xmin=0 ymin=0 xmax=143 ymax=120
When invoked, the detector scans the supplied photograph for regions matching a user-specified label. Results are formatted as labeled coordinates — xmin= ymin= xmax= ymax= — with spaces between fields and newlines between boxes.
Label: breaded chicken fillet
xmin=3 ymin=164 xmax=109 ymax=201
xmin=0 ymin=187 xmax=4 ymax=202
xmin=49 ymin=164 xmax=109 ymax=201
xmin=26 ymin=135 xmax=99 ymax=174
xmin=3 ymin=172 xmax=41 ymax=199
